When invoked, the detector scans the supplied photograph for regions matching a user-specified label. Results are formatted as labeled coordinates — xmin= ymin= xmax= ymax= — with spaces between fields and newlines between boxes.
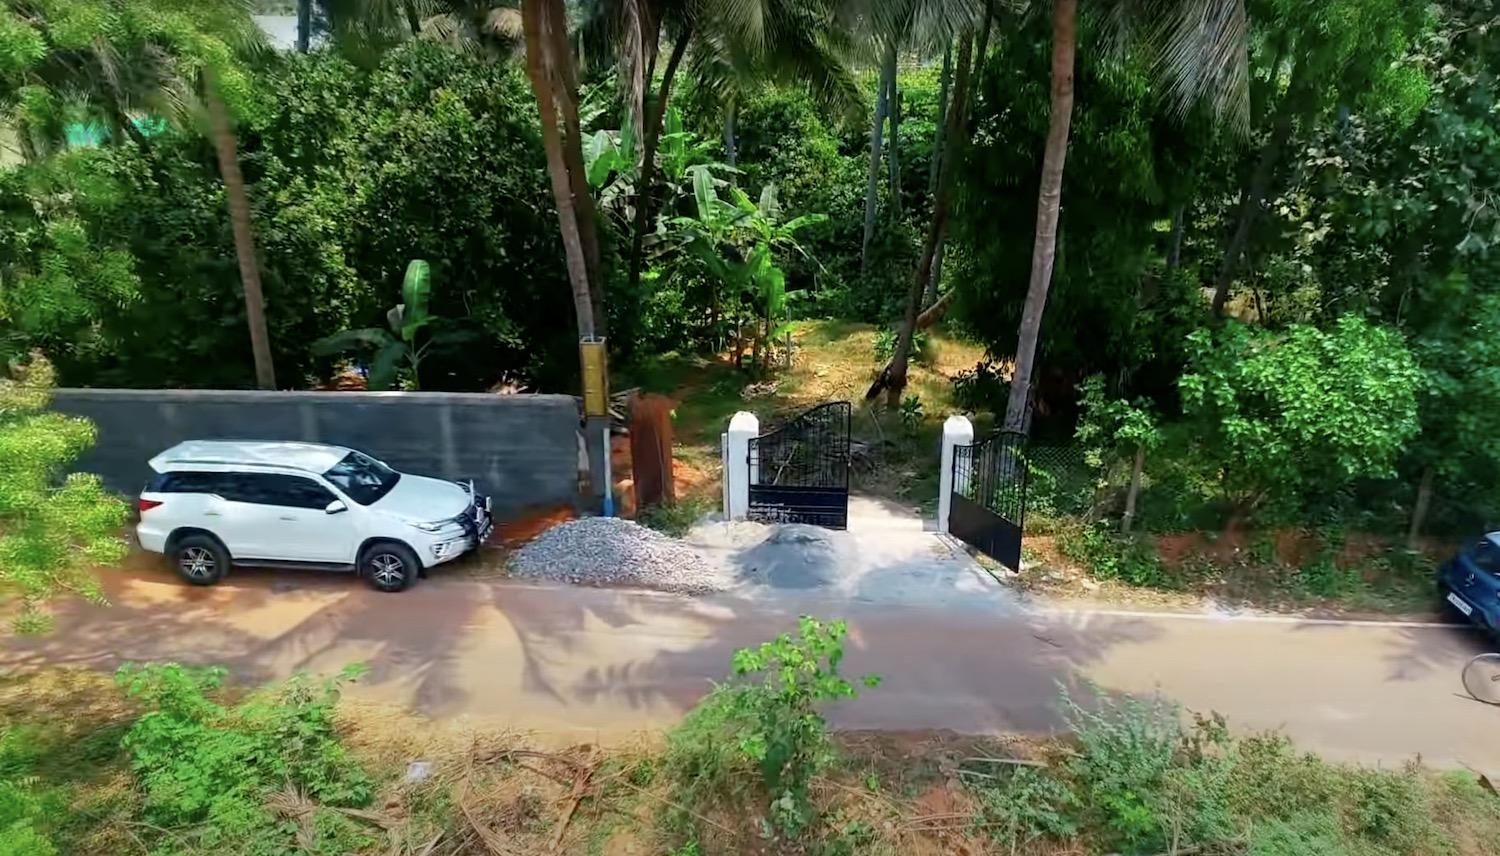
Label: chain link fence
xmin=1022 ymin=444 xmax=1099 ymax=520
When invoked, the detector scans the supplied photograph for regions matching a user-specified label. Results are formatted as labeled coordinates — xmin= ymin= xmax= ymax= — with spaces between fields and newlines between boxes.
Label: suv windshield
xmin=322 ymin=451 xmax=400 ymax=505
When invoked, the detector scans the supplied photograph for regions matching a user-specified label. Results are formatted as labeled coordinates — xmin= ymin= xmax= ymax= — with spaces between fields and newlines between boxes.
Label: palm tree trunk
xmin=929 ymin=44 xmax=951 ymax=196
xmin=724 ymin=96 xmax=738 ymax=168
xmin=403 ymin=1 xmax=421 ymax=36
xmin=1002 ymin=0 xmax=1076 ymax=434
xmin=524 ymin=0 xmax=609 ymax=506
xmin=1407 ymin=465 xmax=1434 ymax=549
xmin=624 ymin=28 xmax=692 ymax=302
xmin=297 ymin=0 xmax=311 ymax=51
xmin=885 ymin=45 xmax=901 ymax=215
xmin=523 ymin=0 xmax=594 ymax=339
xmin=204 ymin=69 xmax=276 ymax=390
xmin=860 ymin=47 xmax=893 ymax=275
xmin=878 ymin=32 xmax=974 ymax=406
xmin=541 ymin=0 xmax=607 ymax=334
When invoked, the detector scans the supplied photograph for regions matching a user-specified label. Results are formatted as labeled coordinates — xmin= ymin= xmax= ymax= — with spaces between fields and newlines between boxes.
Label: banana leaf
xmin=400 ymin=260 xmax=432 ymax=341
xmin=311 ymin=327 xmax=393 ymax=357
xmin=366 ymin=338 xmax=409 ymax=391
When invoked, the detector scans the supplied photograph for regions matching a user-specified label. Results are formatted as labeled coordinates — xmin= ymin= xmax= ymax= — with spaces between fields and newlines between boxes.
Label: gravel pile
xmin=510 ymin=517 xmax=729 ymax=594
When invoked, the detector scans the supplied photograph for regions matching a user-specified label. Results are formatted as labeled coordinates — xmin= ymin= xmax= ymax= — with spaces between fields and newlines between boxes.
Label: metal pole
xmin=601 ymin=424 xmax=614 ymax=517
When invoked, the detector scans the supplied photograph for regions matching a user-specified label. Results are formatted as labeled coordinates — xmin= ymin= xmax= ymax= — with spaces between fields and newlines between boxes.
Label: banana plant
xmin=672 ymin=170 xmax=825 ymax=370
xmin=312 ymin=260 xmax=475 ymax=390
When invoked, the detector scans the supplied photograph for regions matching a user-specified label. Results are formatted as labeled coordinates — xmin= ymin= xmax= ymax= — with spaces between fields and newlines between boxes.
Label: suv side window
xmin=148 ymin=471 xmax=227 ymax=495
xmin=229 ymin=473 xmax=336 ymax=509
xmin=277 ymin=476 xmax=338 ymax=510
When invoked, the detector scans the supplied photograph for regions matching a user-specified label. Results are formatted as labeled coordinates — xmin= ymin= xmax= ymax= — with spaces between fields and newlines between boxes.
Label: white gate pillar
xmin=938 ymin=415 xmax=974 ymax=534
xmin=724 ymin=411 xmax=760 ymax=520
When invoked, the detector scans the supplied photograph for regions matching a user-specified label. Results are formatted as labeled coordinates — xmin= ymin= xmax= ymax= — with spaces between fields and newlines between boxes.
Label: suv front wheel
xmin=172 ymin=534 xmax=228 ymax=586
xmin=360 ymin=542 xmax=419 ymax=592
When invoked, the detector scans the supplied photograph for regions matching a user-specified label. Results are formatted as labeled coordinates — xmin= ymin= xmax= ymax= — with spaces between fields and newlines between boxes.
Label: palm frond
xmin=1152 ymin=0 xmax=1250 ymax=132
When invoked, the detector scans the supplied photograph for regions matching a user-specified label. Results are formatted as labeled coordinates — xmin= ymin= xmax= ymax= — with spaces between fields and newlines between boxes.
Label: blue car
xmin=1439 ymin=533 xmax=1500 ymax=637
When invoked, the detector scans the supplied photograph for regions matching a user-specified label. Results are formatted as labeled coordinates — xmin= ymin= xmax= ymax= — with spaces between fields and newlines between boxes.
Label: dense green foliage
xmin=0 ymin=0 xmax=1496 ymax=602
xmin=0 ymin=356 xmax=126 ymax=629
xmin=1179 ymin=317 xmax=1422 ymax=512
xmin=117 ymin=662 xmax=374 ymax=854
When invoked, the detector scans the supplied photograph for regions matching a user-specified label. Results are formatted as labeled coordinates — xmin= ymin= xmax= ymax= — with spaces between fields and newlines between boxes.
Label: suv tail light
xmin=138 ymin=498 xmax=163 ymax=512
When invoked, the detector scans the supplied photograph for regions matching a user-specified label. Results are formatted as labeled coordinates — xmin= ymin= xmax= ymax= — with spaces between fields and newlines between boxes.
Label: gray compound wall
xmin=51 ymin=389 xmax=581 ymax=516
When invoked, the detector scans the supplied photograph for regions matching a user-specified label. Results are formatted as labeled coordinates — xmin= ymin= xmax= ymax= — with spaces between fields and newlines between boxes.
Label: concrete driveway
xmin=3 ymin=543 xmax=1495 ymax=771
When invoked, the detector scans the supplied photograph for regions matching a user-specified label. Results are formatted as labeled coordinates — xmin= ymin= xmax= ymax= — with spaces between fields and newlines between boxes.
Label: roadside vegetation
xmin=4 ymin=620 xmax=1499 ymax=855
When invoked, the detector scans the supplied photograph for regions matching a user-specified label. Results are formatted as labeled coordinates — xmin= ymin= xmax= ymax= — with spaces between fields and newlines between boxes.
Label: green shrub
xmin=636 ymin=495 xmax=714 ymax=538
xmin=950 ymin=360 xmax=1008 ymax=413
xmin=1249 ymin=811 xmax=1353 ymax=856
xmin=664 ymin=617 xmax=879 ymax=839
xmin=1061 ymin=689 xmax=1183 ymax=851
xmin=1057 ymin=524 xmax=1171 ymax=588
xmin=970 ymin=766 xmax=1078 ymax=848
xmin=872 ymin=327 xmax=928 ymax=364
xmin=117 ymin=663 xmax=374 ymax=854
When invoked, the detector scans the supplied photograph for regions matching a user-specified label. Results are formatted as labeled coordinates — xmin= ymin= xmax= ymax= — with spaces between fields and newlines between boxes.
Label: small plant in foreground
xmin=898 ymin=394 xmax=924 ymax=432
xmin=117 ymin=663 xmax=374 ymax=854
xmin=636 ymin=495 xmax=713 ymax=537
xmin=665 ymin=616 xmax=879 ymax=839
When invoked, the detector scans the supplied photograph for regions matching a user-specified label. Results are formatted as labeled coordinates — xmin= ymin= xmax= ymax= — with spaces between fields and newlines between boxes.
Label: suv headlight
xmin=412 ymin=520 xmax=453 ymax=533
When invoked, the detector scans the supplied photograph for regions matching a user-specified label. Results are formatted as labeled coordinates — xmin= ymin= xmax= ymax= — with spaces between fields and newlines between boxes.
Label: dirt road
xmin=3 ymin=558 xmax=1494 ymax=770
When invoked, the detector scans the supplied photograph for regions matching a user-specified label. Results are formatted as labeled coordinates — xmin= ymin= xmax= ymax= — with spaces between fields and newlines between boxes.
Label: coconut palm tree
xmin=870 ymin=0 xmax=1251 ymax=421
xmin=1000 ymin=0 xmax=1248 ymax=433
xmin=0 ymin=0 xmax=280 ymax=388
xmin=575 ymin=0 xmax=865 ymax=299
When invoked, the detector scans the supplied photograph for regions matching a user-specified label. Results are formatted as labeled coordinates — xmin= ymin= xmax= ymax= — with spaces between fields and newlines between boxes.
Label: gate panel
xmin=949 ymin=431 xmax=1029 ymax=569
xmin=748 ymin=401 xmax=850 ymax=529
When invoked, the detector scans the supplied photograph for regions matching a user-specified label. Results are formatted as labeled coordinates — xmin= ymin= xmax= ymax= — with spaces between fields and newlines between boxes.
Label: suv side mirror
xmin=325 ymin=499 xmax=348 ymax=515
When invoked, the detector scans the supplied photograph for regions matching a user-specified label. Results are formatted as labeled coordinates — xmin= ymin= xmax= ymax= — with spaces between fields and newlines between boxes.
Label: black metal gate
xmin=949 ymin=430 xmax=1029 ymax=569
xmin=748 ymin=401 xmax=850 ymax=529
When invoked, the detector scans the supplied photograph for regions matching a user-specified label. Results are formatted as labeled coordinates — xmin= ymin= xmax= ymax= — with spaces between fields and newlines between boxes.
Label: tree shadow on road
xmin=1 ymin=553 xmax=488 ymax=716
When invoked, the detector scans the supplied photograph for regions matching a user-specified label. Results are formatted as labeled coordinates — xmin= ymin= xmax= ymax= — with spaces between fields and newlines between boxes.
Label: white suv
xmin=136 ymin=440 xmax=493 ymax=592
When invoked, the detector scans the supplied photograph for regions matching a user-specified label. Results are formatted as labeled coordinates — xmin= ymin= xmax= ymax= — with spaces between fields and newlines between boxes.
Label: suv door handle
xmin=278 ymin=515 xmax=298 ymax=521
xmin=203 ymin=511 xmax=221 ymax=517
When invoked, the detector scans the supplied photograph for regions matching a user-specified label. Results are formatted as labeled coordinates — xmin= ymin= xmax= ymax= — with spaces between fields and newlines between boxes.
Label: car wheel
xmin=361 ymin=542 xmax=419 ymax=592
xmin=173 ymin=535 xmax=228 ymax=586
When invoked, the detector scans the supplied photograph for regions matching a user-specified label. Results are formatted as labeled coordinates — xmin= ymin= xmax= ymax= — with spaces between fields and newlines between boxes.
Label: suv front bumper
xmin=427 ymin=490 xmax=493 ymax=565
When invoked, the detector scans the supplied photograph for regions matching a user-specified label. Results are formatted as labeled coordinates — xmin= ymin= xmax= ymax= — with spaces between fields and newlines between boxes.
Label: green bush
xmin=1057 ymin=524 xmax=1171 ymax=588
xmin=664 ymin=617 xmax=879 ymax=839
xmin=971 ymin=766 xmax=1078 ymax=848
xmin=117 ymin=663 xmax=374 ymax=854
xmin=0 ymin=356 xmax=127 ymax=626
xmin=950 ymin=359 xmax=1009 ymax=414
xmin=872 ymin=327 xmax=928 ymax=364
xmin=1179 ymin=317 xmax=1423 ymax=515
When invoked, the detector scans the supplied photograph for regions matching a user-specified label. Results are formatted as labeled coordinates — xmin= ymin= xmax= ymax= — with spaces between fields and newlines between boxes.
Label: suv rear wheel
xmin=360 ymin=542 xmax=419 ymax=592
xmin=172 ymin=534 xmax=228 ymax=586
